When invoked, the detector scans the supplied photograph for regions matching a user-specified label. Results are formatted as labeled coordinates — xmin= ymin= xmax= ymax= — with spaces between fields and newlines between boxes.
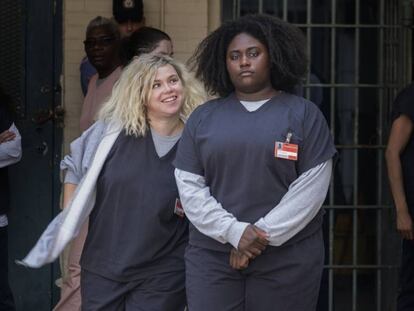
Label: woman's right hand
xmin=237 ymin=225 xmax=269 ymax=259
xmin=397 ymin=209 xmax=414 ymax=240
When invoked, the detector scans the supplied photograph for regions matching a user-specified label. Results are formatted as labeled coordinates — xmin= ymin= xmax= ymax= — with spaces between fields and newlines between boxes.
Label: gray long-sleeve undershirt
xmin=174 ymin=159 xmax=332 ymax=248
xmin=0 ymin=123 xmax=22 ymax=168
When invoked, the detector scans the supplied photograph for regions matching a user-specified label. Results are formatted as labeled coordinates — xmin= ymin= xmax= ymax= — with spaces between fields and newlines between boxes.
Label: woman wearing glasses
xmin=80 ymin=16 xmax=122 ymax=132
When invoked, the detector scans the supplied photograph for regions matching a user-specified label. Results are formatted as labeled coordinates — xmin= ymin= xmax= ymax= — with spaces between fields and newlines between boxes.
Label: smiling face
xmin=226 ymin=32 xmax=276 ymax=100
xmin=147 ymin=64 xmax=184 ymax=120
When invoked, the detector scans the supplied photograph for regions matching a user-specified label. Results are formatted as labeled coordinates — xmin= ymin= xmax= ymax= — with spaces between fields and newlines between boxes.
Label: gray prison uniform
xmin=63 ymin=128 xmax=187 ymax=311
xmin=173 ymin=92 xmax=337 ymax=311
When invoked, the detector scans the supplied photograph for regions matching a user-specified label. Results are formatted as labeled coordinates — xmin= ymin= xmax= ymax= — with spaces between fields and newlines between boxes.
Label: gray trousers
xmin=185 ymin=229 xmax=324 ymax=311
xmin=81 ymin=268 xmax=186 ymax=311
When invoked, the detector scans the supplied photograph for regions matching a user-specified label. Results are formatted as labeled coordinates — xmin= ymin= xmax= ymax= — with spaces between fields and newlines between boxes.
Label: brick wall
xmin=62 ymin=0 xmax=220 ymax=152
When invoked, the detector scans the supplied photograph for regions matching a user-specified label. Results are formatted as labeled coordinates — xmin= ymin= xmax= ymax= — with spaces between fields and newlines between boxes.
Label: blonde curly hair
xmin=99 ymin=54 xmax=206 ymax=136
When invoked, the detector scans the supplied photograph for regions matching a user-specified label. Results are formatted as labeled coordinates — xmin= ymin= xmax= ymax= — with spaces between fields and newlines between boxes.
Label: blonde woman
xmin=21 ymin=54 xmax=205 ymax=310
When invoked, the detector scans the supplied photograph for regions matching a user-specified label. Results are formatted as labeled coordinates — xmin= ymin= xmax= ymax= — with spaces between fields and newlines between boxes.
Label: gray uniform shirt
xmin=174 ymin=93 xmax=336 ymax=250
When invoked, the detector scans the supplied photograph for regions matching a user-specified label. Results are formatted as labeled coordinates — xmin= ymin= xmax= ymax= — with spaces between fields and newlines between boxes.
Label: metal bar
xmin=376 ymin=0 xmax=385 ymax=309
xmin=352 ymin=1 xmax=361 ymax=309
xmin=305 ymin=0 xmax=311 ymax=100
xmin=258 ymin=0 xmax=263 ymax=14
xmin=325 ymin=265 xmax=397 ymax=269
xmin=392 ymin=0 xmax=397 ymax=85
xmin=335 ymin=145 xmax=387 ymax=149
xmin=291 ymin=23 xmax=408 ymax=28
xmin=283 ymin=0 xmax=287 ymax=21
xmin=328 ymin=203 xmax=334 ymax=311
xmin=329 ymin=0 xmax=336 ymax=310
xmin=235 ymin=0 xmax=240 ymax=19
xmin=159 ymin=0 xmax=165 ymax=30
xmin=302 ymin=83 xmax=402 ymax=88
xmin=323 ymin=205 xmax=391 ymax=210
xmin=400 ymin=0 xmax=410 ymax=84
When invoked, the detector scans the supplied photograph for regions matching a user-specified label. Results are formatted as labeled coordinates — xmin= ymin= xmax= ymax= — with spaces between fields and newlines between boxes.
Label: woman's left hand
xmin=229 ymin=248 xmax=249 ymax=270
xmin=237 ymin=225 xmax=269 ymax=259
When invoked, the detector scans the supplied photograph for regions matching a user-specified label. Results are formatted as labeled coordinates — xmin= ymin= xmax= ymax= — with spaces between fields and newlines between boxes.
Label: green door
xmin=0 ymin=0 xmax=63 ymax=309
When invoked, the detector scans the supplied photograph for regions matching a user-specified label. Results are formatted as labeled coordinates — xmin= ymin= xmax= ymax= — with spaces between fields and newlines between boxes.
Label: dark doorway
xmin=0 ymin=0 xmax=63 ymax=309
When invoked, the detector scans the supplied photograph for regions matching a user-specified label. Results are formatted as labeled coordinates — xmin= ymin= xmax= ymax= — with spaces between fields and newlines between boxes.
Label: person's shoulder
xmin=394 ymin=83 xmax=414 ymax=105
xmin=392 ymin=83 xmax=414 ymax=119
xmin=279 ymin=92 xmax=320 ymax=117
xmin=86 ymin=73 xmax=99 ymax=90
xmin=279 ymin=93 xmax=329 ymax=134
xmin=399 ymin=83 xmax=414 ymax=95
xmin=80 ymin=57 xmax=91 ymax=69
xmin=0 ymin=101 xmax=13 ymax=130
xmin=80 ymin=57 xmax=97 ymax=76
xmin=112 ymin=66 xmax=122 ymax=79
xmin=188 ymin=97 xmax=226 ymax=119
xmin=81 ymin=120 xmax=108 ymax=140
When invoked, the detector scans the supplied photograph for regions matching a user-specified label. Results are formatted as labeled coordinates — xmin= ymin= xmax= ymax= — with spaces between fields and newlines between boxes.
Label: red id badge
xmin=274 ymin=141 xmax=298 ymax=161
xmin=174 ymin=198 xmax=185 ymax=218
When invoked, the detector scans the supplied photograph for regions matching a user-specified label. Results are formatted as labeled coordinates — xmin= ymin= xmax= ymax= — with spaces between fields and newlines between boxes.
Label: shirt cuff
xmin=64 ymin=171 xmax=80 ymax=185
xmin=226 ymin=221 xmax=250 ymax=249
xmin=254 ymin=218 xmax=268 ymax=235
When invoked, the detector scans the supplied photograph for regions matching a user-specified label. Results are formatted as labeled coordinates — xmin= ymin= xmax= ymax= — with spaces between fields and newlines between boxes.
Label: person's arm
xmin=254 ymin=159 xmax=332 ymax=246
xmin=0 ymin=123 xmax=22 ymax=167
xmin=62 ymin=183 xmax=77 ymax=210
xmin=60 ymin=120 xmax=105 ymax=185
xmin=175 ymin=169 xmax=268 ymax=258
xmin=385 ymin=114 xmax=414 ymax=240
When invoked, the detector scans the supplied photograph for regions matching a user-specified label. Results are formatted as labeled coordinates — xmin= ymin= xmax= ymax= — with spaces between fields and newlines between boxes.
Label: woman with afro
xmin=173 ymin=14 xmax=336 ymax=311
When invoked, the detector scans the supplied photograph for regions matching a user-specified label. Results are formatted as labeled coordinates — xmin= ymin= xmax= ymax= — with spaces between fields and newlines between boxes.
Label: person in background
xmin=113 ymin=0 xmax=145 ymax=37
xmin=21 ymin=55 xmax=205 ymax=310
xmin=80 ymin=0 xmax=145 ymax=95
xmin=386 ymin=83 xmax=414 ymax=311
xmin=122 ymin=26 xmax=173 ymax=65
xmin=79 ymin=16 xmax=122 ymax=132
xmin=0 ymin=88 xmax=22 ymax=311
xmin=174 ymin=14 xmax=336 ymax=310
xmin=54 ymin=15 xmax=122 ymax=311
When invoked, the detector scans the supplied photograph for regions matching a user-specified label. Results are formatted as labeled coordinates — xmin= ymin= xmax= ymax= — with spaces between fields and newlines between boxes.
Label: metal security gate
xmin=0 ymin=0 xmax=63 ymax=309
xmin=222 ymin=1 xmax=413 ymax=310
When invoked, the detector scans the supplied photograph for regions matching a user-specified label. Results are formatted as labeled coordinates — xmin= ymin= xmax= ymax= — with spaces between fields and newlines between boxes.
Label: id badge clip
xmin=274 ymin=132 xmax=298 ymax=161
xmin=174 ymin=198 xmax=185 ymax=218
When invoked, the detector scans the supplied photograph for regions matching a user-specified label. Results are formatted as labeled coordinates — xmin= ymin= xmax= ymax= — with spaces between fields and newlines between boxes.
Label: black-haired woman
xmin=122 ymin=26 xmax=173 ymax=65
xmin=174 ymin=14 xmax=336 ymax=311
